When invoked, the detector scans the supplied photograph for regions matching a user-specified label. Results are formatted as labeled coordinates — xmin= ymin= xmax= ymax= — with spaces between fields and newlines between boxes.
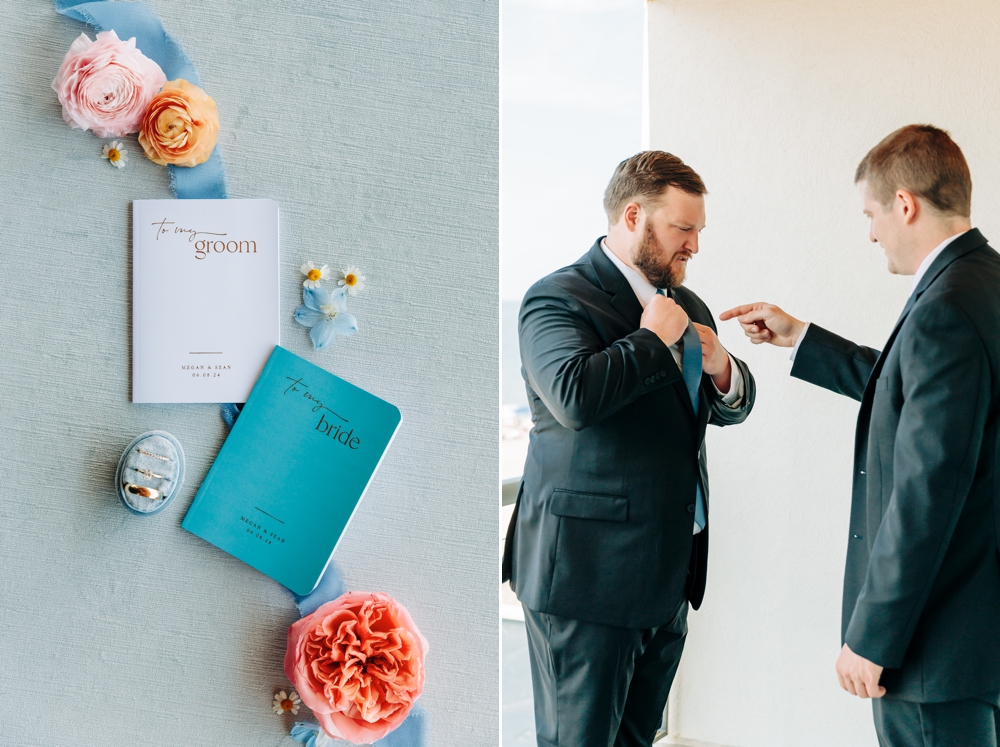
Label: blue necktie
xmin=657 ymin=289 xmax=707 ymax=531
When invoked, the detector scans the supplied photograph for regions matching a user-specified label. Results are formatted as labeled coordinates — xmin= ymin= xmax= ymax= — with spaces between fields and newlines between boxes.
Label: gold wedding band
xmin=124 ymin=483 xmax=163 ymax=500
xmin=137 ymin=448 xmax=170 ymax=462
xmin=131 ymin=467 xmax=164 ymax=479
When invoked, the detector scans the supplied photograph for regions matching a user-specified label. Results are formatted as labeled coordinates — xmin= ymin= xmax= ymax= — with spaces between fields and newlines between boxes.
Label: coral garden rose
xmin=51 ymin=30 xmax=166 ymax=138
xmin=284 ymin=591 xmax=428 ymax=744
xmin=138 ymin=79 xmax=220 ymax=167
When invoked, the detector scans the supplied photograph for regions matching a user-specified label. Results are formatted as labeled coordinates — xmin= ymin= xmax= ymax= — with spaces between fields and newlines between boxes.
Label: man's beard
xmin=632 ymin=221 xmax=686 ymax=289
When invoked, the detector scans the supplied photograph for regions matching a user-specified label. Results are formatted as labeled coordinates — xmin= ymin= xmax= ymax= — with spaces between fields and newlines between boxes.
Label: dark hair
xmin=604 ymin=151 xmax=706 ymax=223
xmin=855 ymin=125 xmax=971 ymax=217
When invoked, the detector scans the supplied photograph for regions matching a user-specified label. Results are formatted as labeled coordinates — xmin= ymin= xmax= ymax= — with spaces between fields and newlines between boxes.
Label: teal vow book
xmin=182 ymin=345 xmax=402 ymax=594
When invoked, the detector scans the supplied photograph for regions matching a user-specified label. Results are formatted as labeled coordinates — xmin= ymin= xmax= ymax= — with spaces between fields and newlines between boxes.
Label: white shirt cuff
xmin=712 ymin=353 xmax=744 ymax=406
xmin=789 ymin=322 xmax=812 ymax=362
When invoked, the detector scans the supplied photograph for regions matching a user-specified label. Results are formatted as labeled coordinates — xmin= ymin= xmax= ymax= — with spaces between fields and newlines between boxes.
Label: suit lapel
xmin=610 ymin=288 xmax=644 ymax=330
xmin=860 ymin=228 xmax=989 ymax=400
xmin=911 ymin=228 xmax=987 ymax=298
xmin=587 ymin=239 xmax=644 ymax=329
xmin=863 ymin=294 xmax=915 ymax=392
xmin=587 ymin=238 xmax=698 ymax=420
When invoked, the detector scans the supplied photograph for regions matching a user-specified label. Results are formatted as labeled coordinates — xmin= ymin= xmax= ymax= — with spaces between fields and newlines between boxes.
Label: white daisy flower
xmin=102 ymin=141 xmax=129 ymax=169
xmin=300 ymin=261 xmax=331 ymax=289
xmin=337 ymin=267 xmax=366 ymax=295
xmin=272 ymin=689 xmax=301 ymax=715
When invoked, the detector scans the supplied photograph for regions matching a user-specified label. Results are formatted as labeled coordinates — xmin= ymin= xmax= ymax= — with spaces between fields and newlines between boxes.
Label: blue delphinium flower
xmin=294 ymin=285 xmax=358 ymax=350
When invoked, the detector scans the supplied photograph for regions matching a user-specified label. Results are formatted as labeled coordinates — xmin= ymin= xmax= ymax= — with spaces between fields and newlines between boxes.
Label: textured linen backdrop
xmin=0 ymin=1 xmax=498 ymax=745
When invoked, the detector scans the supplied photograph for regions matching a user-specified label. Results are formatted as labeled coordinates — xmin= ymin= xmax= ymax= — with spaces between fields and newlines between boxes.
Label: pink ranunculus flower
xmin=284 ymin=592 xmax=428 ymax=744
xmin=52 ymin=30 xmax=167 ymax=139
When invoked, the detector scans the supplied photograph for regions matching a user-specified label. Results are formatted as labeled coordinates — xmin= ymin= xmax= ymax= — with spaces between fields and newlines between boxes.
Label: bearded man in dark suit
xmin=723 ymin=124 xmax=1000 ymax=746
xmin=503 ymin=151 xmax=755 ymax=747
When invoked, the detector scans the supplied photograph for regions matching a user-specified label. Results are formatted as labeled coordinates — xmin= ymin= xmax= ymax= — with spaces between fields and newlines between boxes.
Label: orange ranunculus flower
xmin=138 ymin=79 xmax=219 ymax=167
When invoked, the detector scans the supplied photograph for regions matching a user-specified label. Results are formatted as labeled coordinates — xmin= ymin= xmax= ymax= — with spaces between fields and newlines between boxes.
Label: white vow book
xmin=132 ymin=199 xmax=280 ymax=403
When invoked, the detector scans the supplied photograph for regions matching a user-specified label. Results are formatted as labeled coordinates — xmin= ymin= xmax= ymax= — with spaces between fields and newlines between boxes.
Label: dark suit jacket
xmin=792 ymin=228 xmax=1000 ymax=701
xmin=503 ymin=238 xmax=755 ymax=629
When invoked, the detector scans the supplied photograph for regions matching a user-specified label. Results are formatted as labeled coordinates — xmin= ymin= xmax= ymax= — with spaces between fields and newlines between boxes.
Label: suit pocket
xmin=550 ymin=489 xmax=629 ymax=522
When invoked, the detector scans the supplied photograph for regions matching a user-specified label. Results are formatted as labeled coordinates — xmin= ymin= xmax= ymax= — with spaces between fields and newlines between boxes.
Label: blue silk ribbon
xmin=291 ymin=707 xmax=430 ymax=747
xmin=53 ymin=0 xmax=227 ymax=199
xmin=219 ymin=403 xmax=243 ymax=430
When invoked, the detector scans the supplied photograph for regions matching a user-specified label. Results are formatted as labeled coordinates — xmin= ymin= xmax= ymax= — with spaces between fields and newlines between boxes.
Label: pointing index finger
xmin=719 ymin=304 xmax=759 ymax=321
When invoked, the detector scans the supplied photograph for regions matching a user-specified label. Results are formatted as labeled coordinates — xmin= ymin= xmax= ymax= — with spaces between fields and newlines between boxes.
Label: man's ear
xmin=896 ymin=190 xmax=920 ymax=225
xmin=622 ymin=201 xmax=642 ymax=233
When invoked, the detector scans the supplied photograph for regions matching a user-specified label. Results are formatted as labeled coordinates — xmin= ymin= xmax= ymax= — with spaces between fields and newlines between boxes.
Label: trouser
xmin=522 ymin=600 xmax=688 ymax=747
xmin=873 ymin=694 xmax=1000 ymax=747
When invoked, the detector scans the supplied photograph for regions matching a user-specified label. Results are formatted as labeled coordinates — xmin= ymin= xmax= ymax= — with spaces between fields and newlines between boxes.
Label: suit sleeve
xmin=519 ymin=280 xmax=680 ymax=431
xmin=698 ymin=309 xmax=755 ymax=425
xmin=844 ymin=301 xmax=990 ymax=667
xmin=707 ymin=354 xmax=755 ymax=426
xmin=790 ymin=324 xmax=881 ymax=401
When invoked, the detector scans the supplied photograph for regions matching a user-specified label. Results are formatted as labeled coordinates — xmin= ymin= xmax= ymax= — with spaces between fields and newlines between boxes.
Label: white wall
xmin=646 ymin=1 xmax=1000 ymax=745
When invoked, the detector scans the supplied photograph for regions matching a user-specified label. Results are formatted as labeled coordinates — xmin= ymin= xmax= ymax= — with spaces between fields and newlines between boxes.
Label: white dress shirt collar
xmin=912 ymin=231 xmax=967 ymax=292
xmin=600 ymin=237 xmax=659 ymax=308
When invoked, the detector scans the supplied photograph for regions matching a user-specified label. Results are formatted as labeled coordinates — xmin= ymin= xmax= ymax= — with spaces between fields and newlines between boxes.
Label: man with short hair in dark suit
xmin=502 ymin=151 xmax=756 ymax=747
xmin=723 ymin=124 xmax=1000 ymax=746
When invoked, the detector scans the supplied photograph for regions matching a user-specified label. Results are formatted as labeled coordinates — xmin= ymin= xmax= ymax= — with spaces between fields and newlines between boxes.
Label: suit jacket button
xmin=686 ymin=504 xmax=696 ymax=513
xmin=860 ymin=470 xmax=866 ymax=475
xmin=853 ymin=534 xmax=862 ymax=539
xmin=644 ymin=377 xmax=651 ymax=385
xmin=660 ymin=369 xmax=667 ymax=377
